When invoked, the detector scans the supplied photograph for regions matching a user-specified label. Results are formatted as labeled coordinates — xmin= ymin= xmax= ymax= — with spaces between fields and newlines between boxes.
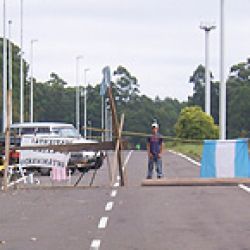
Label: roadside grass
xmin=165 ymin=141 xmax=203 ymax=162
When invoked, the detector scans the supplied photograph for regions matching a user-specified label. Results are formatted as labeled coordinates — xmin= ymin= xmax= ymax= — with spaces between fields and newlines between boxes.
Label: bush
xmin=175 ymin=106 xmax=219 ymax=140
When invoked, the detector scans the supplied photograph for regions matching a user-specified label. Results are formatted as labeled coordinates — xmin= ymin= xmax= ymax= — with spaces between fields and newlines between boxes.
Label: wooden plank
xmin=14 ymin=141 xmax=118 ymax=152
xmin=141 ymin=178 xmax=250 ymax=186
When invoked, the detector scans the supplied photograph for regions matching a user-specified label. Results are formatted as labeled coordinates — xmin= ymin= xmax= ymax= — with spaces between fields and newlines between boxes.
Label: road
xmin=0 ymin=150 xmax=250 ymax=250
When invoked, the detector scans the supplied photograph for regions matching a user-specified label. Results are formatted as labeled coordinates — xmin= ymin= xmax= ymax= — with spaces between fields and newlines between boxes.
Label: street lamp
xmin=76 ymin=56 xmax=83 ymax=132
xmin=20 ymin=0 xmax=24 ymax=123
xmin=2 ymin=0 xmax=7 ymax=132
xmin=30 ymin=39 xmax=38 ymax=122
xmin=8 ymin=20 xmax=13 ymax=124
xmin=84 ymin=68 xmax=90 ymax=138
xmin=200 ymin=22 xmax=216 ymax=116
xmin=220 ymin=0 xmax=226 ymax=139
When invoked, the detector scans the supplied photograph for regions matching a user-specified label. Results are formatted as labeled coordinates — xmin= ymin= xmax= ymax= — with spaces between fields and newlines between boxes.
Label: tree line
xmin=0 ymin=38 xmax=249 ymax=145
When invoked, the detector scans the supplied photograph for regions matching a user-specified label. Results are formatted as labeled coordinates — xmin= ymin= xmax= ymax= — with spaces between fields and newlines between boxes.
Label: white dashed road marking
xmin=105 ymin=201 xmax=114 ymax=212
xmin=98 ymin=217 xmax=109 ymax=229
xmin=110 ymin=190 xmax=118 ymax=197
xmin=90 ymin=239 xmax=101 ymax=250
xmin=113 ymin=182 xmax=119 ymax=187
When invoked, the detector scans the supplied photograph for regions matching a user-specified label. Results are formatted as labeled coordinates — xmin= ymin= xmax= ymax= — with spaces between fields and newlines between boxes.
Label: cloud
xmin=2 ymin=0 xmax=250 ymax=101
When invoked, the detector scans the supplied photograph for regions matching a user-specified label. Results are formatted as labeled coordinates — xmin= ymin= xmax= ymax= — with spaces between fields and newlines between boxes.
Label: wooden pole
xmin=3 ymin=90 xmax=11 ymax=191
xmin=107 ymin=86 xmax=125 ymax=186
xmin=111 ymin=114 xmax=124 ymax=185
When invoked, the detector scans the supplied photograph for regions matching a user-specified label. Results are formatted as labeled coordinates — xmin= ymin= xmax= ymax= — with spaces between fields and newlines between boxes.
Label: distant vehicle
xmin=3 ymin=122 xmax=104 ymax=175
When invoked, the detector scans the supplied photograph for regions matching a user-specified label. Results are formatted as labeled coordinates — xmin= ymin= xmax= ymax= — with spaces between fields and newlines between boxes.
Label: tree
xmin=113 ymin=65 xmax=140 ymax=105
xmin=0 ymin=38 xmax=29 ymax=126
xmin=175 ymin=106 xmax=219 ymax=139
xmin=227 ymin=58 xmax=250 ymax=138
xmin=188 ymin=65 xmax=219 ymax=124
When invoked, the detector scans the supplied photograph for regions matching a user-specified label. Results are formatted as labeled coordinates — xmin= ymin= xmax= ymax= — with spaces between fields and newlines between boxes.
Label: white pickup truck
xmin=10 ymin=122 xmax=104 ymax=175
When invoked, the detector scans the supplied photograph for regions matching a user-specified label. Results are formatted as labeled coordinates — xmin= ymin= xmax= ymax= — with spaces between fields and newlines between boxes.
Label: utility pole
xmin=30 ymin=39 xmax=38 ymax=122
xmin=20 ymin=0 xmax=24 ymax=123
xmin=84 ymin=68 xmax=90 ymax=138
xmin=8 ymin=20 xmax=13 ymax=124
xmin=200 ymin=22 xmax=216 ymax=116
xmin=220 ymin=0 xmax=226 ymax=139
xmin=75 ymin=56 xmax=83 ymax=133
xmin=2 ymin=0 xmax=7 ymax=132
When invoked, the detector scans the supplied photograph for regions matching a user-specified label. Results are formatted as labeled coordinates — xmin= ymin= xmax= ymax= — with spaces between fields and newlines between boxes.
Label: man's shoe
xmin=157 ymin=176 xmax=162 ymax=179
xmin=146 ymin=176 xmax=152 ymax=179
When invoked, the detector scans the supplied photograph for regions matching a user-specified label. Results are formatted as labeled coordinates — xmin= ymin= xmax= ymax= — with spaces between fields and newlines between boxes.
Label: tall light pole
xmin=200 ymin=22 xmax=216 ymax=116
xmin=8 ymin=20 xmax=13 ymax=125
xmin=76 ymin=56 xmax=83 ymax=133
xmin=84 ymin=68 xmax=90 ymax=138
xmin=20 ymin=0 xmax=24 ymax=123
xmin=30 ymin=39 xmax=38 ymax=122
xmin=220 ymin=0 xmax=226 ymax=139
xmin=2 ymin=0 xmax=7 ymax=132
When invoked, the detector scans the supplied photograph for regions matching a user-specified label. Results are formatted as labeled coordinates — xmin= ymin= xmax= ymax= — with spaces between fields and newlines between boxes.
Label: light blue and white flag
xmin=201 ymin=139 xmax=250 ymax=178
xmin=100 ymin=66 xmax=111 ymax=96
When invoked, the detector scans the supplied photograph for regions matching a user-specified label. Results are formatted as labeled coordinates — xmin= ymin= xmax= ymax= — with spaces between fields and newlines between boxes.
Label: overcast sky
xmin=1 ymin=0 xmax=250 ymax=101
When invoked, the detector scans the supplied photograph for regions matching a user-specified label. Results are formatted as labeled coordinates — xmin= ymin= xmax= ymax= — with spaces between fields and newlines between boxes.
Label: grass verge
xmin=165 ymin=141 xmax=203 ymax=162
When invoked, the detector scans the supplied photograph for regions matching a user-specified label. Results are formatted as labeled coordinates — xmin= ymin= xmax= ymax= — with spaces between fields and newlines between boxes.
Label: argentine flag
xmin=201 ymin=139 xmax=250 ymax=178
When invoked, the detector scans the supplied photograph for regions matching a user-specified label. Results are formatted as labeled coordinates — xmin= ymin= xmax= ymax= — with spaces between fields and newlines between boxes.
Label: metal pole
xmin=84 ymin=69 xmax=89 ymax=138
xmin=84 ymin=87 xmax=87 ymax=138
xmin=75 ymin=56 xmax=83 ymax=133
xmin=30 ymin=39 xmax=37 ymax=122
xmin=20 ymin=0 xmax=24 ymax=123
xmin=105 ymin=99 xmax=108 ymax=141
xmin=200 ymin=23 xmax=216 ymax=116
xmin=220 ymin=0 xmax=226 ymax=139
xmin=3 ymin=90 xmax=11 ymax=191
xmin=205 ymin=30 xmax=210 ymax=115
xmin=2 ymin=0 xmax=7 ymax=132
xmin=101 ymin=95 xmax=104 ymax=141
xmin=8 ymin=20 xmax=13 ymax=125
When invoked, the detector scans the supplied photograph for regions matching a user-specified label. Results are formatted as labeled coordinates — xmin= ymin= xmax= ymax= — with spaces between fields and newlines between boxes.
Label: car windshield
xmin=52 ymin=127 xmax=80 ymax=138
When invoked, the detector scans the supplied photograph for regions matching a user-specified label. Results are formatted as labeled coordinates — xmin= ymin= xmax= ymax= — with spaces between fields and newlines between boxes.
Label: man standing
xmin=146 ymin=122 xmax=163 ymax=179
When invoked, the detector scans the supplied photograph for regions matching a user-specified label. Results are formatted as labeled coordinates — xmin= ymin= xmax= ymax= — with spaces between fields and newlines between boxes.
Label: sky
xmin=1 ymin=0 xmax=250 ymax=101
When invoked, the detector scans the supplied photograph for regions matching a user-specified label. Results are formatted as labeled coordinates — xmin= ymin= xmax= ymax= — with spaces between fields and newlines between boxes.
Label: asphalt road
xmin=0 ymin=150 xmax=250 ymax=250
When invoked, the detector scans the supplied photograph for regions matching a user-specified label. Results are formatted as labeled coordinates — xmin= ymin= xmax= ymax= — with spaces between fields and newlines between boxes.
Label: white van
xmin=10 ymin=122 xmax=104 ymax=175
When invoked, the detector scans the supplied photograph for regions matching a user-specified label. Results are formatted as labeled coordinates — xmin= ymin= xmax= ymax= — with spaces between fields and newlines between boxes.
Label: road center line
xmin=105 ymin=201 xmax=114 ymax=212
xmin=122 ymin=150 xmax=134 ymax=171
xmin=110 ymin=190 xmax=117 ymax=197
xmin=238 ymin=184 xmax=250 ymax=193
xmin=113 ymin=182 xmax=119 ymax=187
xmin=90 ymin=239 xmax=101 ymax=250
xmin=98 ymin=217 xmax=109 ymax=229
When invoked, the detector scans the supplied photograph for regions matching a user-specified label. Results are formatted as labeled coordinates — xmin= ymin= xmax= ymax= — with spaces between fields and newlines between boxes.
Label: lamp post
xmin=8 ymin=20 xmax=13 ymax=124
xmin=76 ymin=56 xmax=83 ymax=132
xmin=220 ymin=0 xmax=226 ymax=139
xmin=2 ymin=0 xmax=7 ymax=132
xmin=30 ymin=39 xmax=38 ymax=122
xmin=84 ymin=68 xmax=90 ymax=138
xmin=20 ymin=0 xmax=24 ymax=123
xmin=200 ymin=22 xmax=216 ymax=116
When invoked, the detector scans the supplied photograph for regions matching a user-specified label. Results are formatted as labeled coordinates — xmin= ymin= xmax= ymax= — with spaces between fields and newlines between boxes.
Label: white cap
xmin=151 ymin=122 xmax=159 ymax=128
